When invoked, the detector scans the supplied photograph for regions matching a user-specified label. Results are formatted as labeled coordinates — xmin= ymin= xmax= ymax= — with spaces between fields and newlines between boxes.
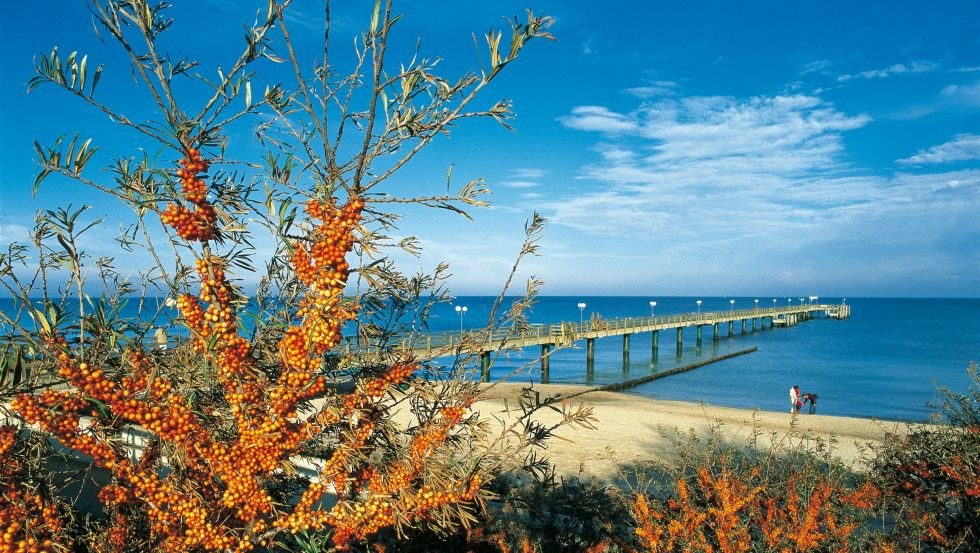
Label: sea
xmin=428 ymin=296 xmax=979 ymax=423
xmin=3 ymin=296 xmax=977 ymax=423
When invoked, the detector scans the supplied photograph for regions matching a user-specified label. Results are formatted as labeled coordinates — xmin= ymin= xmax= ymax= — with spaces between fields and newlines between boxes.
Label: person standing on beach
xmin=790 ymin=385 xmax=801 ymax=414
xmin=803 ymin=392 xmax=817 ymax=414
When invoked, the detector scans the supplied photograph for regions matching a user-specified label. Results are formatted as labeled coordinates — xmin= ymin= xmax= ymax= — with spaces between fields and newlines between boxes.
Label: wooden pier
xmin=346 ymin=304 xmax=850 ymax=381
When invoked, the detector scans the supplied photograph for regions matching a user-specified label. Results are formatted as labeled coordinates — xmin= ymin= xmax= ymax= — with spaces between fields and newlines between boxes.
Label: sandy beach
xmin=475 ymin=383 xmax=912 ymax=482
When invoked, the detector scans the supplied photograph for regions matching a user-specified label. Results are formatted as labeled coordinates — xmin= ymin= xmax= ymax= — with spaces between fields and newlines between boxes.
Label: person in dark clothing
xmin=802 ymin=392 xmax=818 ymax=414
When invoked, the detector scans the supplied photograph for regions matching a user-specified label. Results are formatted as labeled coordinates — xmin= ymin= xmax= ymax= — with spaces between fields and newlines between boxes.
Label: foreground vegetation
xmin=403 ymin=366 xmax=977 ymax=553
xmin=1 ymin=1 xmax=976 ymax=552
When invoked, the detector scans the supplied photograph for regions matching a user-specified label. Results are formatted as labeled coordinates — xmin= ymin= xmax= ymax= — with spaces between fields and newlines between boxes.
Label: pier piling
xmin=540 ymin=344 xmax=551 ymax=383
xmin=356 ymin=304 xmax=849 ymax=382
xmin=622 ymin=333 xmax=631 ymax=370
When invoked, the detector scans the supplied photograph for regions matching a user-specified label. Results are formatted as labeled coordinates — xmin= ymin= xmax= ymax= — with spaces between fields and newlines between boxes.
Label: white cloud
xmin=0 ymin=223 xmax=31 ymax=247
xmin=543 ymin=94 xmax=979 ymax=295
xmin=940 ymin=81 xmax=980 ymax=104
xmin=623 ymin=81 xmax=679 ymax=98
xmin=595 ymin=144 xmax=636 ymax=162
xmin=837 ymin=60 xmax=938 ymax=82
xmin=499 ymin=168 xmax=546 ymax=189
xmin=623 ymin=86 xmax=675 ymax=98
xmin=563 ymin=95 xmax=869 ymax=172
xmin=898 ymin=134 xmax=980 ymax=164
xmin=799 ymin=59 xmax=832 ymax=75
xmin=558 ymin=106 xmax=638 ymax=133
xmin=511 ymin=168 xmax=547 ymax=179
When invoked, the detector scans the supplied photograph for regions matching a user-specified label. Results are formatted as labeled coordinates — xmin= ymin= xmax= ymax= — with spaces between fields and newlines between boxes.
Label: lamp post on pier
xmin=754 ymin=299 xmax=759 ymax=311
xmin=696 ymin=299 xmax=702 ymax=320
xmin=649 ymin=300 xmax=656 ymax=318
xmin=730 ymin=299 xmax=735 ymax=313
xmin=772 ymin=298 xmax=777 ymax=311
xmin=455 ymin=305 xmax=467 ymax=332
xmin=577 ymin=302 xmax=586 ymax=325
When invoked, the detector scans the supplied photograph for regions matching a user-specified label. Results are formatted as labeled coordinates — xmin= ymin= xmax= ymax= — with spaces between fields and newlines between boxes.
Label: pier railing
xmin=344 ymin=304 xmax=847 ymax=358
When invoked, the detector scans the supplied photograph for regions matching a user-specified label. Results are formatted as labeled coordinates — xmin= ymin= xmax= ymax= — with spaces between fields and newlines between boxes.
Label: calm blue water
xmin=431 ymin=296 xmax=979 ymax=422
xmin=3 ymin=296 xmax=977 ymax=422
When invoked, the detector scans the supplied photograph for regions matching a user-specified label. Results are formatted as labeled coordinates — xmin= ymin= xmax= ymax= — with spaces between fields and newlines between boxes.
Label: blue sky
xmin=1 ymin=1 xmax=978 ymax=298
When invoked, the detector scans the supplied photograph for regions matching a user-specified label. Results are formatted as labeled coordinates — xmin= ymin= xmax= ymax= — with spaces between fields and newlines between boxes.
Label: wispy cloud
xmin=561 ymin=95 xmax=868 ymax=171
xmin=837 ymin=60 xmax=938 ymax=82
xmin=623 ymin=81 xmax=679 ymax=98
xmin=941 ymin=81 xmax=980 ymax=104
xmin=799 ymin=59 xmax=832 ymax=75
xmin=511 ymin=168 xmax=547 ymax=179
xmin=581 ymin=34 xmax=596 ymax=55
xmin=558 ymin=106 xmax=638 ymax=134
xmin=545 ymin=93 xmax=979 ymax=292
xmin=0 ymin=223 xmax=31 ymax=247
xmin=555 ymin=95 xmax=874 ymax=230
xmin=499 ymin=167 xmax=547 ymax=189
xmin=898 ymin=134 xmax=980 ymax=164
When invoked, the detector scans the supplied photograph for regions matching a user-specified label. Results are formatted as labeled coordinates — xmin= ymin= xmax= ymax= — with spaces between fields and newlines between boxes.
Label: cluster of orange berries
xmin=105 ymin=513 xmax=129 ymax=553
xmin=161 ymin=148 xmax=218 ymax=242
xmin=403 ymin=475 xmax=483 ymax=518
xmin=11 ymin=391 xmax=117 ymax=468
xmin=360 ymin=361 xmax=416 ymax=397
xmin=366 ymin=462 xmax=415 ymax=495
xmin=273 ymin=196 xmax=364 ymax=414
xmin=285 ymin=197 xmax=363 ymax=357
xmin=327 ymin=496 xmax=397 ymax=549
xmin=161 ymin=203 xmax=217 ymax=242
xmin=406 ymin=404 xmax=470 ymax=469
xmin=176 ymin=148 xmax=209 ymax=203
xmin=177 ymin=257 xmax=247 ymax=369
xmin=0 ymin=427 xmax=72 ymax=553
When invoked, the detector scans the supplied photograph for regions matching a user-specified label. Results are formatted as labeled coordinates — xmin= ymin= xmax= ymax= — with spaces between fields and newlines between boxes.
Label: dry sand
xmin=474 ymin=383 xmax=913 ymax=482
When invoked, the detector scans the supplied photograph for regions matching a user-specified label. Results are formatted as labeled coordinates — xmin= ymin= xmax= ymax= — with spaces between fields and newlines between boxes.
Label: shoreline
xmin=475 ymin=382 xmax=915 ymax=481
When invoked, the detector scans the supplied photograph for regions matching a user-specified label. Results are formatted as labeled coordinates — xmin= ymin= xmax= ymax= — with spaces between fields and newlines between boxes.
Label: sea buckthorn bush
xmin=625 ymin=370 xmax=979 ymax=553
xmin=0 ymin=427 xmax=76 ymax=553
xmin=0 ymin=1 xmax=564 ymax=551
xmin=868 ymin=363 xmax=979 ymax=552
xmin=624 ymin=424 xmax=887 ymax=553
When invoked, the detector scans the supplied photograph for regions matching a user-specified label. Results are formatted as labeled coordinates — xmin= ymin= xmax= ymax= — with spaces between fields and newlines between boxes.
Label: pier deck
xmin=345 ymin=303 xmax=851 ymax=379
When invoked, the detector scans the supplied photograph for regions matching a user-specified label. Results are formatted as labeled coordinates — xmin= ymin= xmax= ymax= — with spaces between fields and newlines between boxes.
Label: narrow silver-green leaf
xmin=65 ymin=135 xmax=77 ymax=169
xmin=79 ymin=54 xmax=88 ymax=91
xmin=370 ymin=0 xmax=380 ymax=34
xmin=33 ymin=168 xmax=52 ymax=197
xmin=74 ymin=138 xmax=93 ymax=174
xmin=91 ymin=65 xmax=102 ymax=95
